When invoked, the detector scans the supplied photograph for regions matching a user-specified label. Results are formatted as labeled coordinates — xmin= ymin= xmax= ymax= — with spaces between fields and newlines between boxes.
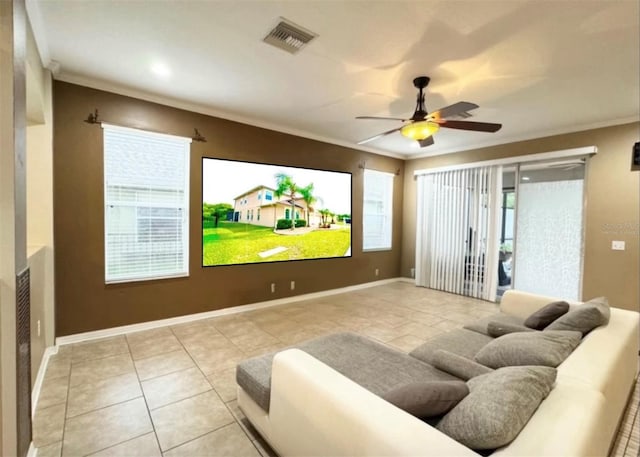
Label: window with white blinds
xmin=103 ymin=124 xmax=191 ymax=283
xmin=363 ymin=169 xmax=394 ymax=251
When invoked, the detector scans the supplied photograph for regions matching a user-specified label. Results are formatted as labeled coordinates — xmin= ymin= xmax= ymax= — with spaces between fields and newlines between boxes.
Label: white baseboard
xmin=27 ymin=441 xmax=36 ymax=457
xmin=31 ymin=345 xmax=58 ymax=417
xmin=56 ymin=277 xmax=408 ymax=346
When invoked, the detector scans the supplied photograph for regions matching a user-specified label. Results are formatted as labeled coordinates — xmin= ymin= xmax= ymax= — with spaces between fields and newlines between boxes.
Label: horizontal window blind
xmin=103 ymin=124 xmax=191 ymax=283
xmin=363 ymin=169 xmax=394 ymax=251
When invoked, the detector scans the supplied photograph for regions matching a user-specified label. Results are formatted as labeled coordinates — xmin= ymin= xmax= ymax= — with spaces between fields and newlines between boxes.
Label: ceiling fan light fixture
xmin=400 ymin=121 xmax=440 ymax=140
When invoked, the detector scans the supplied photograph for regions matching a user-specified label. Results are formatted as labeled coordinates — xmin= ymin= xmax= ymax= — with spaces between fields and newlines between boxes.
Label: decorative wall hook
xmin=193 ymin=128 xmax=207 ymax=143
xmin=84 ymin=109 xmax=100 ymax=124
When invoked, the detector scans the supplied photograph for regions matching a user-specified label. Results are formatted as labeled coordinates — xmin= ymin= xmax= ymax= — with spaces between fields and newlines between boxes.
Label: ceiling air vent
xmin=263 ymin=18 xmax=317 ymax=54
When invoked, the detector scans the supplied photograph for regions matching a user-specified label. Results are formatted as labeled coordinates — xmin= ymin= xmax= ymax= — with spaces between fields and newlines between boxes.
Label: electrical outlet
xmin=271 ymin=283 xmax=276 ymax=293
xmin=375 ymin=268 xmax=379 ymax=277
xmin=612 ymin=240 xmax=626 ymax=251
xmin=410 ymin=268 xmax=415 ymax=278
xmin=37 ymin=320 xmax=41 ymax=337
xmin=290 ymin=281 xmax=295 ymax=290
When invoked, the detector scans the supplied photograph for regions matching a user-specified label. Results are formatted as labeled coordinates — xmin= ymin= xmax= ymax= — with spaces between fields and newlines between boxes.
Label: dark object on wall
xmin=17 ymin=268 xmax=32 ymax=457
xmin=632 ymin=142 xmax=640 ymax=170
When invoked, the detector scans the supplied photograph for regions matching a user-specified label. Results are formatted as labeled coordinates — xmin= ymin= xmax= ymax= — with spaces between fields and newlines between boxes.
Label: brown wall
xmin=53 ymin=81 xmax=405 ymax=336
xmin=402 ymin=122 xmax=640 ymax=311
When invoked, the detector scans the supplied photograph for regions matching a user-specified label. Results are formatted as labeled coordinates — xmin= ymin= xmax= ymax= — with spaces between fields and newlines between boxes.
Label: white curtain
xmin=416 ymin=166 xmax=502 ymax=301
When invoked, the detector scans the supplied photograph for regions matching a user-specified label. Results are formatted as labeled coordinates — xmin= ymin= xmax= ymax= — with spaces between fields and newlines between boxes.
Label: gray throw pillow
xmin=437 ymin=366 xmax=557 ymax=449
xmin=474 ymin=330 xmax=582 ymax=368
xmin=545 ymin=297 xmax=610 ymax=335
xmin=381 ymin=381 xmax=469 ymax=418
xmin=524 ymin=301 xmax=570 ymax=330
xmin=487 ymin=321 xmax=536 ymax=337
xmin=463 ymin=312 xmax=524 ymax=336
xmin=431 ymin=350 xmax=493 ymax=381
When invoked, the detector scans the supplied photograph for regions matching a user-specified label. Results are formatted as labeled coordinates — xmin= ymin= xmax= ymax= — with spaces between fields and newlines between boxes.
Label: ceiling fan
xmin=356 ymin=76 xmax=502 ymax=148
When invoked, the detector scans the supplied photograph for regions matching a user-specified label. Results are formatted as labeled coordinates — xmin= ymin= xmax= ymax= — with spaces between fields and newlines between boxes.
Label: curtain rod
xmin=83 ymin=109 xmax=207 ymax=142
xmin=413 ymin=146 xmax=597 ymax=177
xmin=358 ymin=161 xmax=400 ymax=176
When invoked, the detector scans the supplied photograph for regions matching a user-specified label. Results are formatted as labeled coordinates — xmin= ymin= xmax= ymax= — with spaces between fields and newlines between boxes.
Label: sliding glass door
xmin=414 ymin=153 xmax=589 ymax=304
xmin=512 ymin=160 xmax=586 ymax=300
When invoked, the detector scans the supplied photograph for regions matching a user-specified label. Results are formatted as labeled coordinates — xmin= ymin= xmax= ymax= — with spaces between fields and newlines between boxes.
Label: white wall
xmin=25 ymin=15 xmax=54 ymax=386
xmin=1 ymin=1 xmax=24 ymax=454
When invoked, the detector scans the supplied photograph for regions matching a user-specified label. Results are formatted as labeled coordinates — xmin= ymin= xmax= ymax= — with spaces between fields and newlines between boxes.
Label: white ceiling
xmin=28 ymin=0 xmax=640 ymax=159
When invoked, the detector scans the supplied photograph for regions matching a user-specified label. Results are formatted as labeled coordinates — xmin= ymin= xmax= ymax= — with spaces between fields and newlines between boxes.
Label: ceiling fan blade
xmin=437 ymin=120 xmax=502 ymax=132
xmin=428 ymin=101 xmax=479 ymax=120
xmin=356 ymin=116 xmax=408 ymax=122
xmin=418 ymin=136 xmax=434 ymax=148
xmin=357 ymin=127 xmax=402 ymax=145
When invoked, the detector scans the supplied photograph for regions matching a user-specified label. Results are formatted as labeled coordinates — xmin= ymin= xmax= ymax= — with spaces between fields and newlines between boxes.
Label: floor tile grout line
xmin=146 ymin=325 xmax=245 ymax=451
xmin=170 ymin=320 xmax=274 ymax=445
xmin=169 ymin=324 xmax=227 ymax=388
xmin=40 ymin=371 xmax=71 ymax=386
xmin=137 ymin=362 xmax=197 ymax=383
xmin=67 ymin=367 xmax=138 ymax=392
xmin=83 ymin=431 xmax=155 ymax=457
xmin=69 ymin=339 xmax=130 ymax=365
xmin=133 ymin=346 xmax=188 ymax=362
xmin=614 ymin=379 xmax=640 ymax=456
xmin=621 ymin=392 xmax=640 ymax=456
xmin=32 ymin=352 xmax=72 ymax=451
xmin=64 ymin=394 xmax=145 ymax=421
xmin=144 ymin=383 xmax=214 ymax=412
xmin=33 ymin=399 xmax=67 ymax=414
xmin=69 ymin=349 xmax=131 ymax=369
xmin=160 ymin=420 xmax=237 ymax=454
xmin=69 ymin=348 xmax=130 ymax=366
xmin=226 ymin=401 xmax=264 ymax=447
xmin=125 ymin=336 xmax=164 ymax=457
xmin=58 ymin=346 xmax=73 ymax=456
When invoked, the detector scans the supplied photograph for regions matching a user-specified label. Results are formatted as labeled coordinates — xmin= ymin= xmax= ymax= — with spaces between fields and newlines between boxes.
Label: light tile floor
xmin=33 ymin=282 xmax=639 ymax=456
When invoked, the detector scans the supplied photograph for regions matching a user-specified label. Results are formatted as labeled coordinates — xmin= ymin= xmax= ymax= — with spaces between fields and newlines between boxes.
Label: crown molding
xmin=56 ymin=72 xmax=408 ymax=160
xmin=49 ymin=72 xmax=640 ymax=163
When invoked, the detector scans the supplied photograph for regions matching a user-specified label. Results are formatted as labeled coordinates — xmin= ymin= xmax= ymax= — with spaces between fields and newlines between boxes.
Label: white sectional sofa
xmin=237 ymin=290 xmax=639 ymax=456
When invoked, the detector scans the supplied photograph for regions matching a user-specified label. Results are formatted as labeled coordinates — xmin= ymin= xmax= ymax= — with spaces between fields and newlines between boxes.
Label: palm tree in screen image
xmin=274 ymin=173 xmax=299 ymax=229
xmin=299 ymin=183 xmax=318 ymax=227
xmin=319 ymin=208 xmax=334 ymax=228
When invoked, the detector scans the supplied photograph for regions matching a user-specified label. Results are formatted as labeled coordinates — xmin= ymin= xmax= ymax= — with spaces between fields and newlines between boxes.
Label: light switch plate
xmin=612 ymin=240 xmax=625 ymax=251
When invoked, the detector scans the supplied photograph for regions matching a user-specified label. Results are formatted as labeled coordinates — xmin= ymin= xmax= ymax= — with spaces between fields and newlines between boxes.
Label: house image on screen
xmin=232 ymin=185 xmax=319 ymax=228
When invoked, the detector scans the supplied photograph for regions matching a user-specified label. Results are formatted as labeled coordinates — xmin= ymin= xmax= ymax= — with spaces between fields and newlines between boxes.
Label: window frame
xmin=103 ymin=124 xmax=191 ymax=284
xmin=362 ymin=169 xmax=394 ymax=252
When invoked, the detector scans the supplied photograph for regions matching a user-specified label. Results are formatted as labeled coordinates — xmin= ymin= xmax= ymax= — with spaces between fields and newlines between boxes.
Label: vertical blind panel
xmin=363 ymin=169 xmax=394 ymax=251
xmin=513 ymin=179 xmax=583 ymax=300
xmin=415 ymin=165 xmax=502 ymax=300
xmin=103 ymin=126 xmax=191 ymax=283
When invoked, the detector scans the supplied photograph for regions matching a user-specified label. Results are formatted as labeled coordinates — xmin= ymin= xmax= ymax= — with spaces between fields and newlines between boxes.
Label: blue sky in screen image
xmin=202 ymin=159 xmax=352 ymax=215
